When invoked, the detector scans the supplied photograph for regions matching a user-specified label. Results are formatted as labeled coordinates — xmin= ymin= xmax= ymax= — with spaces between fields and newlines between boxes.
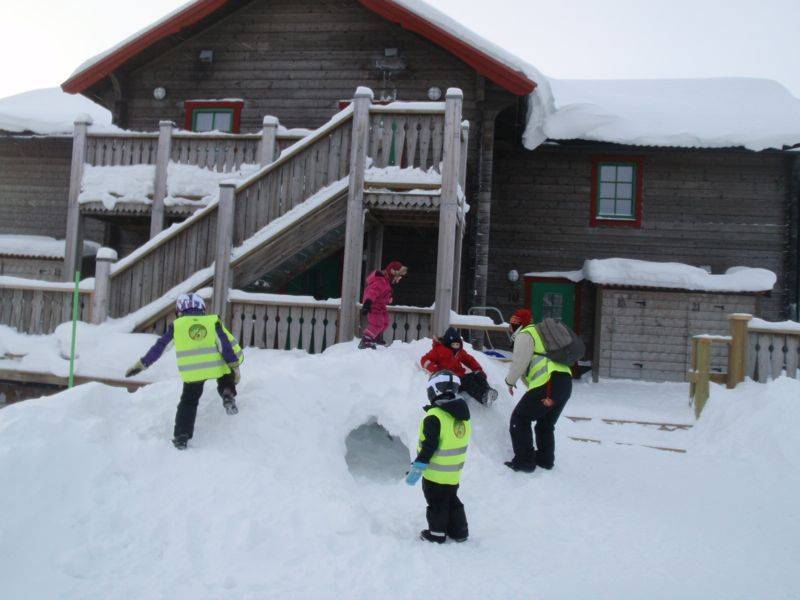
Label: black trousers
xmin=422 ymin=479 xmax=468 ymax=539
xmin=509 ymin=371 xmax=572 ymax=469
xmin=460 ymin=371 xmax=490 ymax=402
xmin=174 ymin=373 xmax=237 ymax=439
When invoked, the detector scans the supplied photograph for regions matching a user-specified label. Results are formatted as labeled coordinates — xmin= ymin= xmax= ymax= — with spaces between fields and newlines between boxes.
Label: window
xmin=590 ymin=157 xmax=644 ymax=227
xmin=184 ymin=100 xmax=243 ymax=133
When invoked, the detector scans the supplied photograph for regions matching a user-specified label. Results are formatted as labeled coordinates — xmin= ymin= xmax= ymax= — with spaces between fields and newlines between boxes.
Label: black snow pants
xmin=509 ymin=371 xmax=572 ymax=470
xmin=422 ymin=479 xmax=468 ymax=540
xmin=174 ymin=372 xmax=237 ymax=439
xmin=460 ymin=371 xmax=491 ymax=403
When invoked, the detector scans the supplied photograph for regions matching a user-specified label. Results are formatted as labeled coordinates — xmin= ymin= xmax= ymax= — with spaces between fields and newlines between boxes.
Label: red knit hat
xmin=510 ymin=309 xmax=532 ymax=327
xmin=383 ymin=261 xmax=408 ymax=279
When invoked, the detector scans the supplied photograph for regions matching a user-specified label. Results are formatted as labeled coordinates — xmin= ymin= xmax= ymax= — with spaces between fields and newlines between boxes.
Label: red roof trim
xmin=62 ymin=0 xmax=536 ymax=96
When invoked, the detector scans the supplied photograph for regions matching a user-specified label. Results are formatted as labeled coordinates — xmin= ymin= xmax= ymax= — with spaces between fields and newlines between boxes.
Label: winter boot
xmin=172 ymin=434 xmax=190 ymax=450
xmin=222 ymin=392 xmax=239 ymax=415
xmin=420 ymin=530 xmax=446 ymax=544
xmin=504 ymin=460 xmax=535 ymax=473
xmin=375 ymin=332 xmax=386 ymax=346
xmin=481 ymin=387 xmax=499 ymax=406
xmin=358 ymin=337 xmax=377 ymax=350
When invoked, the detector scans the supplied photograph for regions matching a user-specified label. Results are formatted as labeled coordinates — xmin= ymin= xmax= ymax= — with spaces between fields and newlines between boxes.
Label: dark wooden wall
xmin=0 ymin=138 xmax=103 ymax=242
xmin=487 ymin=143 xmax=795 ymax=333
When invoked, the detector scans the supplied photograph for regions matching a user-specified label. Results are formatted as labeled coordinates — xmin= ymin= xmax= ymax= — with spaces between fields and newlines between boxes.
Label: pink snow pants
xmin=363 ymin=309 xmax=390 ymax=341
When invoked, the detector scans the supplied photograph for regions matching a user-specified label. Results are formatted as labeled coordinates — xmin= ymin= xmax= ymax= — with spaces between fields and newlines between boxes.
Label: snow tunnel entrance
xmin=345 ymin=420 xmax=410 ymax=483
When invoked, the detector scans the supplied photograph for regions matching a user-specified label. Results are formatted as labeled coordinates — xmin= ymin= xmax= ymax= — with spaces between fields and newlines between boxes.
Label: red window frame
xmin=590 ymin=156 xmax=644 ymax=228
xmin=183 ymin=100 xmax=244 ymax=133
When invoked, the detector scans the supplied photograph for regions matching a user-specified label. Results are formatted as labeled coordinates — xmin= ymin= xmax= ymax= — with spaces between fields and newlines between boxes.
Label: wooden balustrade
xmin=747 ymin=323 xmax=800 ymax=382
xmin=367 ymin=108 xmax=446 ymax=170
xmin=0 ymin=281 xmax=91 ymax=335
xmin=85 ymin=133 xmax=159 ymax=167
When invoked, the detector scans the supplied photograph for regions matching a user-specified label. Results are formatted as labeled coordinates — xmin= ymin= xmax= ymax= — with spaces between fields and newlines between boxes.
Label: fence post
xmin=258 ymin=116 xmax=279 ymax=165
xmin=452 ymin=120 xmax=470 ymax=312
xmin=727 ymin=313 xmax=753 ymax=387
xmin=150 ymin=120 xmax=174 ymax=238
xmin=432 ymin=88 xmax=463 ymax=336
xmin=338 ymin=87 xmax=372 ymax=342
xmin=365 ymin=223 xmax=384 ymax=275
xmin=694 ymin=337 xmax=712 ymax=419
xmin=64 ymin=114 xmax=92 ymax=281
xmin=90 ymin=248 xmax=117 ymax=324
xmin=212 ymin=183 xmax=236 ymax=322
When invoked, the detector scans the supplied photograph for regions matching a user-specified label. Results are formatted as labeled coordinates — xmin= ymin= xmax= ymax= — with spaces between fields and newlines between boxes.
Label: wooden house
xmin=1 ymin=0 xmax=798 ymax=381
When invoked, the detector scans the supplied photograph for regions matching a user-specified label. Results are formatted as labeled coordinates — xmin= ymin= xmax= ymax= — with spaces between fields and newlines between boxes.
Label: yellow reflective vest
xmin=521 ymin=324 xmax=572 ymax=390
xmin=173 ymin=314 xmax=243 ymax=383
xmin=417 ymin=406 xmax=471 ymax=485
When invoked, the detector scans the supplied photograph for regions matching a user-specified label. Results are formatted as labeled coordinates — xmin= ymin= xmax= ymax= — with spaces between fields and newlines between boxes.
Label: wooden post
xmin=90 ymin=248 xmax=117 ymax=324
xmin=727 ymin=313 xmax=753 ymax=387
xmin=365 ymin=223 xmax=384 ymax=275
xmin=258 ymin=116 xmax=279 ymax=165
xmin=338 ymin=87 xmax=372 ymax=342
xmin=64 ymin=114 xmax=92 ymax=281
xmin=212 ymin=183 xmax=236 ymax=321
xmin=694 ymin=337 xmax=712 ymax=419
xmin=432 ymin=88 xmax=463 ymax=336
xmin=150 ymin=120 xmax=174 ymax=238
xmin=452 ymin=120 xmax=470 ymax=312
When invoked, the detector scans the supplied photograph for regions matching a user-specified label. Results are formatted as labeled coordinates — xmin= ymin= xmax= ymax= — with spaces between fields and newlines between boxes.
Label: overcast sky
xmin=1 ymin=0 xmax=798 ymax=99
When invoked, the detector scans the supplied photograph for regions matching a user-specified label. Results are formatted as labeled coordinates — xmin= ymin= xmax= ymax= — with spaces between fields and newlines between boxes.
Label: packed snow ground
xmin=0 ymin=340 xmax=798 ymax=599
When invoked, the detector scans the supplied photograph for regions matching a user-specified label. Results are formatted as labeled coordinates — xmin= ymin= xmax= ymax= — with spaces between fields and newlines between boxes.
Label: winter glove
xmin=405 ymin=461 xmax=428 ymax=486
xmin=125 ymin=360 xmax=146 ymax=378
xmin=228 ymin=365 xmax=241 ymax=385
xmin=360 ymin=299 xmax=372 ymax=316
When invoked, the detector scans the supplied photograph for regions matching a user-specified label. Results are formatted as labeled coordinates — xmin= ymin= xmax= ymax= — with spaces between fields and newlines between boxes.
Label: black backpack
xmin=533 ymin=318 xmax=585 ymax=365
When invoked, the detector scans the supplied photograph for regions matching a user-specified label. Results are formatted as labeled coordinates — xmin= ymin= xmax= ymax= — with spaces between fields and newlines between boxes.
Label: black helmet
xmin=440 ymin=326 xmax=462 ymax=347
xmin=427 ymin=370 xmax=461 ymax=403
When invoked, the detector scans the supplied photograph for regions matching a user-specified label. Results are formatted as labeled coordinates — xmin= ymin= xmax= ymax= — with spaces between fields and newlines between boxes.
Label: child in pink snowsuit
xmin=360 ymin=261 xmax=407 ymax=349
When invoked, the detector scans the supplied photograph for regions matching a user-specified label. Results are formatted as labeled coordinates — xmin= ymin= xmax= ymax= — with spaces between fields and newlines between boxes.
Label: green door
xmin=529 ymin=281 xmax=576 ymax=328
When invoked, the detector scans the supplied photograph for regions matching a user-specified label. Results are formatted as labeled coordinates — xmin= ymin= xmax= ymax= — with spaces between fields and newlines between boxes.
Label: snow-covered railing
xmin=746 ymin=317 xmax=800 ymax=382
xmin=367 ymin=102 xmax=446 ymax=172
xmin=0 ymin=277 xmax=92 ymax=335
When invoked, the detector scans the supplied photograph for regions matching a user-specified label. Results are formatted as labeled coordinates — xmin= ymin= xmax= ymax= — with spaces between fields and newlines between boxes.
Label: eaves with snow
xmin=0 ymin=87 xmax=112 ymax=136
xmin=53 ymin=0 xmax=800 ymax=153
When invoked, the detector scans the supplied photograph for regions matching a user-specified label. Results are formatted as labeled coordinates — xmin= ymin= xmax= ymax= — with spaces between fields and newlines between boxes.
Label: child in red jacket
xmin=420 ymin=327 xmax=498 ymax=405
xmin=359 ymin=261 xmax=407 ymax=349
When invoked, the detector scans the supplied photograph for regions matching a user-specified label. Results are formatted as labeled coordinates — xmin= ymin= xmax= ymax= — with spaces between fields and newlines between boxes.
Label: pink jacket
xmin=362 ymin=270 xmax=392 ymax=311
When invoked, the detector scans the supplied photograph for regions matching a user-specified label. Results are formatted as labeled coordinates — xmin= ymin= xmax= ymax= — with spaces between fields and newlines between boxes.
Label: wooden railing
xmin=368 ymin=105 xmax=446 ymax=171
xmin=0 ymin=278 xmax=91 ymax=335
xmin=689 ymin=313 xmax=800 ymax=417
xmin=102 ymin=109 xmax=354 ymax=318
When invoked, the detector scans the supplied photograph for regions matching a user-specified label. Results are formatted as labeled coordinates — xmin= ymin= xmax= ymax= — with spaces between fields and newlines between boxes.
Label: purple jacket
xmin=362 ymin=270 xmax=393 ymax=311
xmin=141 ymin=310 xmax=238 ymax=367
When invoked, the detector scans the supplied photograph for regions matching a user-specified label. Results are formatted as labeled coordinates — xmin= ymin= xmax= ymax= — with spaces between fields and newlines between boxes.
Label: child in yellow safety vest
xmin=125 ymin=293 xmax=244 ymax=450
xmin=406 ymin=370 xmax=472 ymax=544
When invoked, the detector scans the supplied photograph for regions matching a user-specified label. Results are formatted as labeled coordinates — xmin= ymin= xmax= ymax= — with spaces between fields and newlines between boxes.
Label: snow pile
xmin=583 ymin=258 xmax=776 ymax=292
xmin=79 ymin=162 xmax=261 ymax=209
xmin=540 ymin=77 xmax=800 ymax=151
xmin=0 ymin=235 xmax=99 ymax=259
xmin=1 ymin=340 xmax=798 ymax=598
xmin=749 ymin=317 xmax=800 ymax=333
xmin=0 ymin=87 xmax=112 ymax=135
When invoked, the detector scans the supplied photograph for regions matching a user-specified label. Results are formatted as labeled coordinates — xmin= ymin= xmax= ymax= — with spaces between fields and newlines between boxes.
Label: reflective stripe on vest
xmin=522 ymin=324 xmax=572 ymax=390
xmin=417 ymin=407 xmax=472 ymax=485
xmin=173 ymin=315 xmax=240 ymax=383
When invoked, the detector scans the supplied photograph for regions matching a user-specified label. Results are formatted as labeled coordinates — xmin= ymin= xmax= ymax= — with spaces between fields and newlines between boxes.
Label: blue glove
xmin=405 ymin=461 xmax=428 ymax=486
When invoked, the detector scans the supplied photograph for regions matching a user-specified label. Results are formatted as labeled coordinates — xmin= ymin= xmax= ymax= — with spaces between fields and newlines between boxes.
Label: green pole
xmin=68 ymin=270 xmax=81 ymax=388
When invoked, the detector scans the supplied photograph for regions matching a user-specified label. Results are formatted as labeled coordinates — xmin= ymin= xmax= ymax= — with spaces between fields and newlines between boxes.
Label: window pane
xmin=616 ymin=182 xmax=633 ymax=199
xmin=214 ymin=112 xmax=233 ymax=132
xmin=194 ymin=112 xmax=214 ymax=132
xmin=598 ymin=199 xmax=615 ymax=215
xmin=542 ymin=293 xmax=564 ymax=321
xmin=600 ymin=165 xmax=616 ymax=182
xmin=615 ymin=198 xmax=633 ymax=217
xmin=599 ymin=182 xmax=616 ymax=198
xmin=617 ymin=165 xmax=634 ymax=182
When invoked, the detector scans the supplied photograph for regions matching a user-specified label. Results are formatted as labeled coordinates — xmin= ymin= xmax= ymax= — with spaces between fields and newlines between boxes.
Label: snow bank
xmin=583 ymin=258 xmax=776 ymax=292
xmin=540 ymin=77 xmax=800 ymax=151
xmin=1 ymin=341 xmax=798 ymax=598
xmin=0 ymin=235 xmax=99 ymax=259
xmin=0 ymin=87 xmax=112 ymax=135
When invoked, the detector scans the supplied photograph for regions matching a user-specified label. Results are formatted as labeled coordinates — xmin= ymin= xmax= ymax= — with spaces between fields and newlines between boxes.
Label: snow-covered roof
xmin=583 ymin=258 xmax=776 ymax=293
xmin=0 ymin=235 xmax=100 ymax=259
xmin=528 ymin=77 xmax=800 ymax=152
xmin=0 ymin=88 xmax=112 ymax=136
